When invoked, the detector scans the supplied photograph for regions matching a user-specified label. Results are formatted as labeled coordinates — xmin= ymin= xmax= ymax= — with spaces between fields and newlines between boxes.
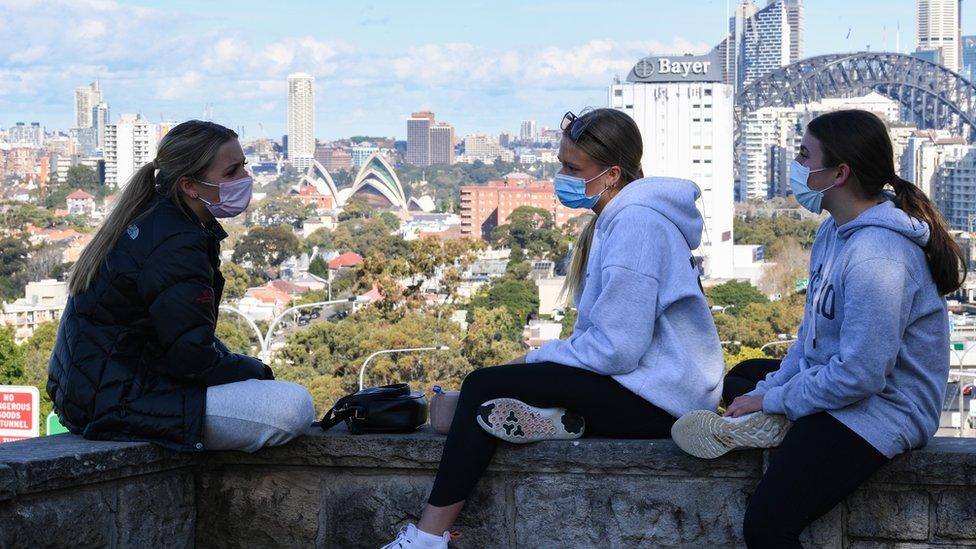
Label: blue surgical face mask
xmin=789 ymin=160 xmax=838 ymax=214
xmin=555 ymin=167 xmax=611 ymax=209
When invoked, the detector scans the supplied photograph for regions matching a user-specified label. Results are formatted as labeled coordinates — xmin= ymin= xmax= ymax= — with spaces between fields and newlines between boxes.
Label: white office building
xmin=520 ymin=120 xmax=538 ymax=141
xmin=609 ymin=52 xmax=736 ymax=279
xmin=461 ymin=134 xmax=515 ymax=163
xmin=350 ymin=143 xmax=379 ymax=167
xmin=936 ymin=145 xmax=976 ymax=230
xmin=92 ymin=102 xmax=110 ymax=152
xmin=7 ymin=123 xmax=44 ymax=147
xmin=901 ymin=130 xmax=963 ymax=199
xmin=104 ymin=113 xmax=157 ymax=188
xmin=917 ymin=0 xmax=961 ymax=72
xmin=739 ymin=107 xmax=801 ymax=200
xmin=287 ymin=73 xmax=315 ymax=169
xmin=74 ymin=82 xmax=102 ymax=129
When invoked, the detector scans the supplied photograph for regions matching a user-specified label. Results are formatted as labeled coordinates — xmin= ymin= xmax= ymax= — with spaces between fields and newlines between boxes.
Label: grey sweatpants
xmin=203 ymin=379 xmax=316 ymax=453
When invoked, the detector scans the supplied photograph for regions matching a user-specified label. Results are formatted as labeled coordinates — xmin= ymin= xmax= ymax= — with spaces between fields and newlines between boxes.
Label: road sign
xmin=954 ymin=342 xmax=966 ymax=351
xmin=0 ymin=386 xmax=40 ymax=443
xmin=46 ymin=412 xmax=69 ymax=435
xmin=795 ymin=277 xmax=809 ymax=292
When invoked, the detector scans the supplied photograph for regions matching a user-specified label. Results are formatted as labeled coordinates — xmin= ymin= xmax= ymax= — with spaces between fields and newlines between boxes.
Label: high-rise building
xmin=460 ymin=174 xmax=580 ymax=240
xmin=962 ymin=35 xmax=976 ymax=79
xmin=714 ymin=1 xmax=800 ymax=90
xmin=462 ymin=134 xmax=515 ymax=163
xmin=430 ymin=123 xmax=456 ymax=165
xmin=287 ymin=73 xmax=315 ymax=169
xmin=739 ymin=107 xmax=801 ymax=200
xmin=74 ymin=82 xmax=102 ymax=129
xmin=917 ymin=0 xmax=961 ymax=72
xmin=520 ymin=120 xmax=537 ymax=141
xmin=782 ymin=0 xmax=803 ymax=63
xmin=937 ymin=146 xmax=976 ymax=230
xmin=407 ymin=111 xmax=435 ymax=166
xmin=92 ymin=102 xmax=110 ymax=151
xmin=610 ymin=51 xmax=735 ymax=279
xmin=901 ymin=129 xmax=965 ymax=199
xmin=104 ymin=113 xmax=157 ymax=188
xmin=7 ymin=122 xmax=44 ymax=147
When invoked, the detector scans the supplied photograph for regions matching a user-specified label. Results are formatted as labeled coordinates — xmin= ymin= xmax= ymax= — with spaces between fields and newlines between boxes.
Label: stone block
xmin=196 ymin=468 xmax=322 ymax=548
xmin=319 ymin=472 xmax=510 ymax=549
xmin=846 ymin=489 xmax=930 ymax=541
xmin=117 ymin=471 xmax=195 ymax=547
xmin=511 ymin=475 xmax=752 ymax=548
xmin=0 ymin=484 xmax=115 ymax=548
xmin=934 ymin=488 xmax=976 ymax=540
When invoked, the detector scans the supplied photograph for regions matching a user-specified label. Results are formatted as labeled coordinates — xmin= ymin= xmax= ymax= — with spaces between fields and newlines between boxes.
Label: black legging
xmin=725 ymin=359 xmax=890 ymax=548
xmin=428 ymin=362 xmax=676 ymax=506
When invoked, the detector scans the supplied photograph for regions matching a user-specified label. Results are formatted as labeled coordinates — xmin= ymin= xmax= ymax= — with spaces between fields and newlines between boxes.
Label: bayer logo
xmin=635 ymin=59 xmax=656 ymax=78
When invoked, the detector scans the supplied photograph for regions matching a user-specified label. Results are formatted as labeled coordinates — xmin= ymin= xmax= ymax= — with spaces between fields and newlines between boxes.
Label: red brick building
xmin=460 ymin=173 xmax=579 ymax=241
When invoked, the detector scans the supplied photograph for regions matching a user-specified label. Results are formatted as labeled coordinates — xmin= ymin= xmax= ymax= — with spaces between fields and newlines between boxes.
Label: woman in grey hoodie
xmin=383 ymin=108 xmax=725 ymax=549
xmin=671 ymin=109 xmax=967 ymax=548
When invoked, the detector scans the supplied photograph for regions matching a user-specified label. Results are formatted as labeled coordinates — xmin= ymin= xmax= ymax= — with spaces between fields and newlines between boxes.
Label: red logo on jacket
xmin=194 ymin=287 xmax=215 ymax=304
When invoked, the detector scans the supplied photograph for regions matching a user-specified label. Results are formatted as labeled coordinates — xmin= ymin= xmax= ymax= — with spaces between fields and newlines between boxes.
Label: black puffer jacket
xmin=47 ymin=195 xmax=271 ymax=451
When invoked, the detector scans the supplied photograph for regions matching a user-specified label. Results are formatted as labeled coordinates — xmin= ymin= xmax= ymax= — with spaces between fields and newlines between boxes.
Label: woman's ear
xmin=177 ymin=176 xmax=197 ymax=199
xmin=608 ymin=166 xmax=623 ymax=189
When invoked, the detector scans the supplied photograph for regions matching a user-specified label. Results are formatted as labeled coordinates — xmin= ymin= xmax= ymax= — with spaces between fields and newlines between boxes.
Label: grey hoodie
xmin=751 ymin=199 xmax=949 ymax=458
xmin=526 ymin=177 xmax=725 ymax=417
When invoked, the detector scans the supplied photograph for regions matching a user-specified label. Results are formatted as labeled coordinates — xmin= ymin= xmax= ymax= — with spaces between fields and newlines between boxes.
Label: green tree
xmin=706 ymin=280 xmax=769 ymax=313
xmin=560 ymin=307 xmax=578 ymax=338
xmin=0 ymin=236 xmax=30 ymax=300
xmin=251 ymin=197 xmax=314 ymax=227
xmin=469 ymin=276 xmax=539 ymax=325
xmin=65 ymin=165 xmax=102 ymax=197
xmin=220 ymin=262 xmax=250 ymax=300
xmin=337 ymin=196 xmax=372 ymax=222
xmin=232 ymin=225 xmax=301 ymax=276
xmin=216 ymin=317 xmax=257 ymax=355
xmin=309 ymin=255 xmax=329 ymax=280
xmin=463 ymin=308 xmax=526 ymax=367
xmin=20 ymin=322 xmax=58 ymax=433
xmin=0 ymin=325 xmax=24 ymax=384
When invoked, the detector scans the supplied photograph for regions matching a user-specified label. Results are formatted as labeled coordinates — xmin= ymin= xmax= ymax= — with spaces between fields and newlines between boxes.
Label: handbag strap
xmin=318 ymin=401 xmax=366 ymax=431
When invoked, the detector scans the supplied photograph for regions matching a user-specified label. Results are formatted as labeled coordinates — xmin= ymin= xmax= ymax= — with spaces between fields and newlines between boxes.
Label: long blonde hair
xmin=563 ymin=109 xmax=645 ymax=302
xmin=69 ymin=120 xmax=238 ymax=295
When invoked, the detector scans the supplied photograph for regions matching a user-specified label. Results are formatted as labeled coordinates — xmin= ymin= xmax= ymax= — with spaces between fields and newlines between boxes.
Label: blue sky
xmin=0 ymin=0 xmax=973 ymax=140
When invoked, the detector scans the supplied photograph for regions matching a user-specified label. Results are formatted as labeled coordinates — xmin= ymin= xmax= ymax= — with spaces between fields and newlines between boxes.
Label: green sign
xmin=46 ymin=412 xmax=69 ymax=435
xmin=794 ymin=277 xmax=809 ymax=291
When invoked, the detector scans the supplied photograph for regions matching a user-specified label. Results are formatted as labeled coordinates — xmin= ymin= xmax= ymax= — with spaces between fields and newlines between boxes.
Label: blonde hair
xmin=69 ymin=120 xmax=238 ymax=295
xmin=562 ymin=109 xmax=644 ymax=302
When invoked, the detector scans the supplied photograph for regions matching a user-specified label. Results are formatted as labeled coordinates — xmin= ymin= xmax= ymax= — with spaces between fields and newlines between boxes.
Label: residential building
xmin=0 ymin=280 xmax=68 ymax=343
xmin=104 ymin=113 xmax=157 ymax=188
xmin=520 ymin=120 xmax=537 ymax=141
xmin=460 ymin=173 xmax=582 ymax=240
xmin=917 ymin=0 xmax=961 ymax=72
xmin=287 ymin=73 xmax=315 ymax=169
xmin=315 ymin=145 xmax=353 ymax=172
xmin=407 ymin=111 xmax=435 ymax=166
xmin=430 ymin=123 xmax=456 ymax=165
xmin=7 ymin=123 xmax=44 ymax=147
xmin=74 ymin=82 xmax=101 ymax=129
xmin=66 ymin=189 xmax=96 ymax=216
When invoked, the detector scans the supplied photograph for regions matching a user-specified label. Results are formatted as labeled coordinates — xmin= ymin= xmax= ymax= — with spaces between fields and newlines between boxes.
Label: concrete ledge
xmin=1 ymin=430 xmax=974 ymax=547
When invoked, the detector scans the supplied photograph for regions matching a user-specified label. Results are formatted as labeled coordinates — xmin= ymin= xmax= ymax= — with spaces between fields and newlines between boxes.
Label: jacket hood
xmin=600 ymin=176 xmax=704 ymax=250
xmin=836 ymin=198 xmax=930 ymax=247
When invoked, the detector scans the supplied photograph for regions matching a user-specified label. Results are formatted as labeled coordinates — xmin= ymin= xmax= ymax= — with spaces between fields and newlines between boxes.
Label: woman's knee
xmin=266 ymin=381 xmax=315 ymax=435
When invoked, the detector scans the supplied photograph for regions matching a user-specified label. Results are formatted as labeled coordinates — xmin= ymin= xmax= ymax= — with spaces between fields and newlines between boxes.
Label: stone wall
xmin=1 ymin=430 xmax=974 ymax=548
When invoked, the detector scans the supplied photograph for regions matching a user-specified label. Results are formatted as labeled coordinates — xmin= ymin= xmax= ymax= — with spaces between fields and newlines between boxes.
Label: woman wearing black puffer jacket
xmin=47 ymin=120 xmax=314 ymax=453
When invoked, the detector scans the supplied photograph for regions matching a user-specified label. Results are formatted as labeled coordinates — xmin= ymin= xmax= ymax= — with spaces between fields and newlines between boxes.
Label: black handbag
xmin=318 ymin=383 xmax=428 ymax=434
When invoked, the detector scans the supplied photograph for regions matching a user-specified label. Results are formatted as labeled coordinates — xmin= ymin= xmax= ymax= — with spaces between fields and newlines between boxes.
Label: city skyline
xmin=4 ymin=0 xmax=976 ymax=140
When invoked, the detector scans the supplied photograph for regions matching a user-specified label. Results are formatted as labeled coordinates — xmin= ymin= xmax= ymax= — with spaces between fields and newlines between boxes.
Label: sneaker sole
xmin=670 ymin=410 xmax=791 ymax=459
xmin=476 ymin=398 xmax=584 ymax=444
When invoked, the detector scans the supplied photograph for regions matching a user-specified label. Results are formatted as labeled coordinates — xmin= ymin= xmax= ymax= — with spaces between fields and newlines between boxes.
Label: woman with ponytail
xmin=672 ymin=109 xmax=966 ymax=547
xmin=383 ymin=108 xmax=725 ymax=548
xmin=47 ymin=120 xmax=314 ymax=453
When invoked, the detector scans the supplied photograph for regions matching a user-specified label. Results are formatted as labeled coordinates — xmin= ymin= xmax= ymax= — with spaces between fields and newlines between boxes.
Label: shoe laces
xmin=381 ymin=526 xmax=410 ymax=548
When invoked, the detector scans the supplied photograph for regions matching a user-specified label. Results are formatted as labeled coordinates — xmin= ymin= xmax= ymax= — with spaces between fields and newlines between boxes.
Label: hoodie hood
xmin=836 ymin=199 xmax=930 ymax=248
xmin=599 ymin=176 xmax=705 ymax=250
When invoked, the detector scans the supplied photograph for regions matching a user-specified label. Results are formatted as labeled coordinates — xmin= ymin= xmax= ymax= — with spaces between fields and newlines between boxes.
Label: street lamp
xmin=222 ymin=296 xmax=371 ymax=362
xmin=759 ymin=339 xmax=797 ymax=353
xmin=711 ymin=304 xmax=736 ymax=314
xmin=358 ymin=346 xmax=451 ymax=391
xmin=949 ymin=342 xmax=976 ymax=436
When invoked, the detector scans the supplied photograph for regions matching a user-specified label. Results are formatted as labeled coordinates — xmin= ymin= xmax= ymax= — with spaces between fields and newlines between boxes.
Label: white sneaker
xmin=476 ymin=398 xmax=585 ymax=444
xmin=381 ymin=523 xmax=449 ymax=549
xmin=670 ymin=410 xmax=792 ymax=459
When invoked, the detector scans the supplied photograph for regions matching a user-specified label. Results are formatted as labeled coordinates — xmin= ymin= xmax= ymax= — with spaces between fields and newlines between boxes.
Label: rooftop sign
xmin=626 ymin=52 xmax=723 ymax=83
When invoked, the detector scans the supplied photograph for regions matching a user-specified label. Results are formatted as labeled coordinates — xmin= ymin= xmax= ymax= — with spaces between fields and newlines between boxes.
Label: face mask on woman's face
xmin=789 ymin=160 xmax=838 ymax=214
xmin=554 ymin=167 xmax=612 ymax=209
xmin=194 ymin=175 xmax=253 ymax=218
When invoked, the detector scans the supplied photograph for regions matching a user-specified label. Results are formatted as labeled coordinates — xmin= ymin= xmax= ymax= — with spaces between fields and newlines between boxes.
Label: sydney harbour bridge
xmin=734 ymin=51 xmax=976 ymax=147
